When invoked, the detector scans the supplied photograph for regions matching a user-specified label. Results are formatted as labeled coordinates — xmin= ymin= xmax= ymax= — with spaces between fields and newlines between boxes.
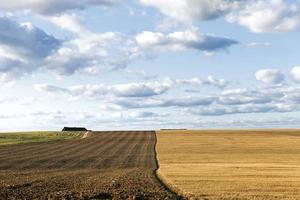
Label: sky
xmin=0 ymin=0 xmax=300 ymax=131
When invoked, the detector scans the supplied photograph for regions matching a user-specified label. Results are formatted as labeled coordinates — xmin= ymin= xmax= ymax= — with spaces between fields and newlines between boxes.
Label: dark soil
xmin=0 ymin=131 xmax=180 ymax=200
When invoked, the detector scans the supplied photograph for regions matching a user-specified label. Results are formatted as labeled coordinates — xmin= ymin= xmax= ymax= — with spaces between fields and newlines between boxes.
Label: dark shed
xmin=62 ymin=127 xmax=88 ymax=131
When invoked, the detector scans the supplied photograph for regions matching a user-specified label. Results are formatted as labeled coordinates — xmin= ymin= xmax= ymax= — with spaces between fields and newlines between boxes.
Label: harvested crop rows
xmin=0 ymin=131 xmax=178 ymax=199
xmin=157 ymin=130 xmax=300 ymax=200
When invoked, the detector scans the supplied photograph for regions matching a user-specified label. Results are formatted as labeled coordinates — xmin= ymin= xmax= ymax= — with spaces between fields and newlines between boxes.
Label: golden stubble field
xmin=157 ymin=130 xmax=300 ymax=200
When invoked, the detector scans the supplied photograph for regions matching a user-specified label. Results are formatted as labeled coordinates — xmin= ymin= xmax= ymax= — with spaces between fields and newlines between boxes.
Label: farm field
xmin=0 ymin=131 xmax=82 ymax=146
xmin=0 ymin=131 xmax=178 ymax=199
xmin=157 ymin=130 xmax=300 ymax=200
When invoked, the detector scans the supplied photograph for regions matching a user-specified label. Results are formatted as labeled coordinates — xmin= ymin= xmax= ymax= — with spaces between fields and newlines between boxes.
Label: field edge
xmin=154 ymin=131 xmax=185 ymax=200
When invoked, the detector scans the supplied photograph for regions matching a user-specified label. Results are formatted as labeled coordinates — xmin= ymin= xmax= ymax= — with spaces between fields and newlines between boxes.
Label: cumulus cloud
xmin=227 ymin=0 xmax=300 ymax=32
xmin=291 ymin=66 xmax=300 ymax=83
xmin=34 ymin=76 xmax=227 ymax=98
xmin=135 ymin=29 xmax=238 ymax=54
xmin=44 ymin=31 xmax=122 ymax=75
xmin=0 ymin=17 xmax=61 ymax=81
xmin=0 ymin=0 xmax=115 ymax=15
xmin=190 ymin=85 xmax=300 ymax=116
xmin=0 ymin=15 xmax=237 ymax=82
xmin=29 ymin=79 xmax=300 ymax=122
xmin=114 ymin=86 xmax=282 ymax=110
xmin=48 ymin=14 xmax=87 ymax=34
xmin=0 ymin=14 xmax=129 ymax=78
xmin=184 ymin=76 xmax=227 ymax=89
xmin=115 ymin=96 xmax=215 ymax=109
xmin=139 ymin=0 xmax=240 ymax=21
xmin=34 ymin=79 xmax=173 ymax=98
xmin=219 ymin=88 xmax=273 ymax=105
xmin=255 ymin=69 xmax=285 ymax=84
xmin=140 ymin=0 xmax=300 ymax=33
xmin=10 ymin=78 xmax=300 ymax=129
xmin=112 ymin=81 xmax=172 ymax=97
xmin=45 ymin=14 xmax=127 ymax=75
xmin=0 ymin=18 xmax=61 ymax=59
xmin=110 ymin=82 xmax=300 ymax=117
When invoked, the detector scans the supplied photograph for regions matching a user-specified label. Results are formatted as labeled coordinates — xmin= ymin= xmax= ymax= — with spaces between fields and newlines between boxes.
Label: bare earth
xmin=0 ymin=131 xmax=179 ymax=200
xmin=157 ymin=130 xmax=300 ymax=200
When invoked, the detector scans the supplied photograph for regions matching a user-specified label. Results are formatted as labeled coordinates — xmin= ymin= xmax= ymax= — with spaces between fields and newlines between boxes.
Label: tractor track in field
xmin=0 ymin=131 xmax=182 ymax=200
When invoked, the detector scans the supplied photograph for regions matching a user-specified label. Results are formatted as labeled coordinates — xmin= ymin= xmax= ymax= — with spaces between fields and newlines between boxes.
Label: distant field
xmin=157 ymin=129 xmax=300 ymax=199
xmin=0 ymin=131 xmax=82 ymax=145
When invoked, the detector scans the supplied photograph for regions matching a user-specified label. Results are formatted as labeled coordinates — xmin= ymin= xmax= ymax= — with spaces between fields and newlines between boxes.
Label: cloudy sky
xmin=0 ymin=0 xmax=300 ymax=131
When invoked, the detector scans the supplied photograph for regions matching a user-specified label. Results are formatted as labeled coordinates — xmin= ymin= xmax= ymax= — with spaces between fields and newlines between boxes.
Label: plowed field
xmin=0 ymin=131 xmax=179 ymax=200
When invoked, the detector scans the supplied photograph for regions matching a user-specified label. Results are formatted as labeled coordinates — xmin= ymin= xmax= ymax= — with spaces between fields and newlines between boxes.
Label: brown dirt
xmin=0 ymin=131 xmax=180 ymax=200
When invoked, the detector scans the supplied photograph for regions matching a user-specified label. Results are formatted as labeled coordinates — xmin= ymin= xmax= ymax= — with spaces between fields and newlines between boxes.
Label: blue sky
xmin=0 ymin=0 xmax=300 ymax=131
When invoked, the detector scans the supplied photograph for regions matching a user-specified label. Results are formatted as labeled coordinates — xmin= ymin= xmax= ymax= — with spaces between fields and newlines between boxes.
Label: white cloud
xmin=115 ymin=96 xmax=215 ymax=109
xmin=291 ymin=66 xmax=300 ymax=83
xmin=44 ymin=31 xmax=122 ymax=75
xmin=44 ymin=14 xmax=128 ymax=75
xmin=175 ymin=76 xmax=227 ymax=89
xmin=206 ymin=76 xmax=227 ymax=88
xmin=140 ymin=0 xmax=300 ymax=33
xmin=0 ymin=16 xmax=128 ymax=80
xmin=0 ymin=0 xmax=115 ymax=15
xmin=48 ymin=14 xmax=87 ymax=34
xmin=7 ymin=79 xmax=300 ymax=130
xmin=34 ymin=76 xmax=227 ymax=98
xmin=139 ymin=0 xmax=240 ymax=21
xmin=114 ymin=86 xmax=280 ymax=110
xmin=34 ymin=79 xmax=173 ymax=98
xmin=109 ymin=82 xmax=300 ymax=117
xmin=227 ymin=0 xmax=300 ymax=32
xmin=219 ymin=89 xmax=272 ymax=105
xmin=136 ymin=29 xmax=238 ymax=54
xmin=112 ymin=81 xmax=172 ymax=97
xmin=255 ymin=69 xmax=285 ymax=84
xmin=185 ymin=86 xmax=300 ymax=116
xmin=0 ymin=15 xmax=238 ymax=82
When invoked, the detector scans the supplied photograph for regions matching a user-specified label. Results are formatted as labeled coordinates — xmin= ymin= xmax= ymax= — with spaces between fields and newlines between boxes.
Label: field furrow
xmin=0 ymin=131 xmax=179 ymax=200
xmin=0 ymin=138 xmax=99 ymax=169
xmin=0 ymin=133 xmax=83 ymax=157
xmin=119 ymin=131 xmax=146 ymax=168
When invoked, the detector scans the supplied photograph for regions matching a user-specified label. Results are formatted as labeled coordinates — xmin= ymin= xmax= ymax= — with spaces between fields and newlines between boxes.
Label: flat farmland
xmin=157 ymin=130 xmax=300 ymax=200
xmin=0 ymin=131 xmax=82 ymax=146
xmin=0 ymin=131 xmax=178 ymax=200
